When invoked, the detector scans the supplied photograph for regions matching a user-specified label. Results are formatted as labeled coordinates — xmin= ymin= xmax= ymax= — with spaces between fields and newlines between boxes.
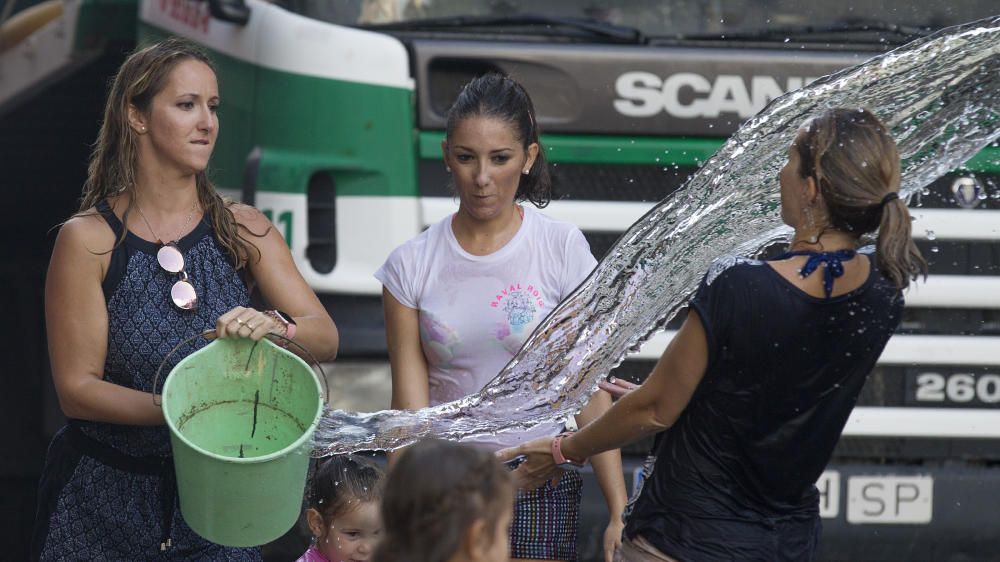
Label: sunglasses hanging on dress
xmin=156 ymin=244 xmax=198 ymax=310
xmin=136 ymin=202 xmax=199 ymax=310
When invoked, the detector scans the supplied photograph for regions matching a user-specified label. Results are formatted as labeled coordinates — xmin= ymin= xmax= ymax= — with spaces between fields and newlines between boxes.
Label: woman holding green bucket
xmin=32 ymin=37 xmax=339 ymax=560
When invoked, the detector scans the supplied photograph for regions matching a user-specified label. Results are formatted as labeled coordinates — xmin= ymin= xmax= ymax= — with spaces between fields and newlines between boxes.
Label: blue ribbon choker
xmin=776 ymin=249 xmax=857 ymax=298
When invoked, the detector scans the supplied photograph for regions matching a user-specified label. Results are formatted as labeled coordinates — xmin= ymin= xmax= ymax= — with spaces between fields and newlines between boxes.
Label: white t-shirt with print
xmin=375 ymin=205 xmax=598 ymax=450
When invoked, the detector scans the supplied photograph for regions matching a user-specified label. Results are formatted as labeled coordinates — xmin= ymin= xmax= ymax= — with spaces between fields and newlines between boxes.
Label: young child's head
xmin=306 ymin=455 xmax=385 ymax=562
xmin=373 ymin=439 xmax=514 ymax=562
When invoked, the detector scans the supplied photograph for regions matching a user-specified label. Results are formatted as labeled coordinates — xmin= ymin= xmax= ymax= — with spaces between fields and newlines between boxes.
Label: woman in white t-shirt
xmin=376 ymin=74 xmax=627 ymax=562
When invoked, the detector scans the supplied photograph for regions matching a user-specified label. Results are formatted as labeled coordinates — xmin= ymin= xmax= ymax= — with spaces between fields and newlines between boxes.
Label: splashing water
xmin=313 ymin=16 xmax=1000 ymax=456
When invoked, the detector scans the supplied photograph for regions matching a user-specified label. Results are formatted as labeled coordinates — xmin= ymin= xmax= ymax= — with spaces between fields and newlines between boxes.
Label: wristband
xmin=551 ymin=432 xmax=585 ymax=468
xmin=265 ymin=310 xmax=296 ymax=341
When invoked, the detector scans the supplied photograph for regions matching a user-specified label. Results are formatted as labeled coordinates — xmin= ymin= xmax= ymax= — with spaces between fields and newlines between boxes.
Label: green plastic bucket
xmin=160 ymin=336 xmax=323 ymax=547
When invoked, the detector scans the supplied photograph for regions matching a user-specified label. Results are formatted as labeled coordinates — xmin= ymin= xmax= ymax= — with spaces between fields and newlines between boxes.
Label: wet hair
xmin=308 ymin=455 xmax=385 ymax=522
xmin=373 ymin=439 xmax=514 ymax=562
xmin=79 ymin=36 xmax=263 ymax=269
xmin=795 ymin=107 xmax=927 ymax=289
xmin=445 ymin=73 xmax=552 ymax=207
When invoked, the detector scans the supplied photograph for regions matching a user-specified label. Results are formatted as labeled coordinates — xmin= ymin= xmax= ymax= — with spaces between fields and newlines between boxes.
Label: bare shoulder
xmin=56 ymin=210 xmax=116 ymax=254
xmin=49 ymin=211 xmax=116 ymax=283
xmin=227 ymin=203 xmax=273 ymax=232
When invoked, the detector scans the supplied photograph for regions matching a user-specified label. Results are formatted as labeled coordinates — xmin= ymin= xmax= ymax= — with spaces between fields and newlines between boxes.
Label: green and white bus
xmin=3 ymin=1 xmax=999 ymax=559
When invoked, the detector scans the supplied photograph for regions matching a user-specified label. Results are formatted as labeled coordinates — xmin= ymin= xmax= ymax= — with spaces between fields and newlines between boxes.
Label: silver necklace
xmin=135 ymin=201 xmax=198 ymax=245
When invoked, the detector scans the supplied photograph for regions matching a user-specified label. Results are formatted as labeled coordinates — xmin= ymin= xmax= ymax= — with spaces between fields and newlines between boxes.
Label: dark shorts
xmin=628 ymin=510 xmax=822 ymax=562
xmin=509 ymin=470 xmax=583 ymax=561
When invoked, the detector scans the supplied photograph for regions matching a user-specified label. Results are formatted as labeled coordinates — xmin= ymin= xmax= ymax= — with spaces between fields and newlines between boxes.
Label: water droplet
xmin=930 ymin=246 xmax=940 ymax=253
xmin=925 ymin=230 xmax=936 ymax=240
xmin=309 ymin=23 xmax=1000 ymax=458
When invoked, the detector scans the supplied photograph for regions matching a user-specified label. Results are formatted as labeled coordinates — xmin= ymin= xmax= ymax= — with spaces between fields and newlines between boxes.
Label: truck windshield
xmin=279 ymin=0 xmax=998 ymax=40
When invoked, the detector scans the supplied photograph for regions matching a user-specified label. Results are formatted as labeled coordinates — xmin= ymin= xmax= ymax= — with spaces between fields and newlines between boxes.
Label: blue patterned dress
xmin=32 ymin=201 xmax=262 ymax=561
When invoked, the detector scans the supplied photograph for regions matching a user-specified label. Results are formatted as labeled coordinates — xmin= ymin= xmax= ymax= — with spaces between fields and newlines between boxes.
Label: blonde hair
xmin=80 ymin=36 xmax=262 ymax=268
xmin=796 ymin=107 xmax=927 ymax=289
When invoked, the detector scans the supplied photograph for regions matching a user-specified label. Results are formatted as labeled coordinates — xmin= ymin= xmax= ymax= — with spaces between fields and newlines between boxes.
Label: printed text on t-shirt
xmin=490 ymin=283 xmax=544 ymax=309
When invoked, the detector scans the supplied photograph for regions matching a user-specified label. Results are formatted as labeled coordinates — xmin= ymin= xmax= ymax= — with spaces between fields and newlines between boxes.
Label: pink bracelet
xmin=265 ymin=310 xmax=296 ymax=345
xmin=551 ymin=432 xmax=585 ymax=467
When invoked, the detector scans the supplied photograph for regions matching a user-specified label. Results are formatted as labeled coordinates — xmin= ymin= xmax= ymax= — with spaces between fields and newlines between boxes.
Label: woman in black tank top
xmin=499 ymin=108 xmax=927 ymax=562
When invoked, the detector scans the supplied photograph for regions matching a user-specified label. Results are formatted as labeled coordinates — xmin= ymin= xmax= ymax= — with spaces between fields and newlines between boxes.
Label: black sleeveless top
xmin=625 ymin=249 xmax=904 ymax=561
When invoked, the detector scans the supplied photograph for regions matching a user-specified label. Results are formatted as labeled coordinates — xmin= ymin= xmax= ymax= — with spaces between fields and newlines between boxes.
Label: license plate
xmin=632 ymin=468 xmax=843 ymax=519
xmin=817 ymin=470 xmax=840 ymax=519
xmin=847 ymin=475 xmax=933 ymax=524
xmin=904 ymin=369 xmax=1000 ymax=407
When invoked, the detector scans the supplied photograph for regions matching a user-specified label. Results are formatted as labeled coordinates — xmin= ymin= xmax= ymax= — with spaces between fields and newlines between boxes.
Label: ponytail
xmin=518 ymin=123 xmax=552 ymax=208
xmin=875 ymin=197 xmax=927 ymax=290
xmin=797 ymin=107 xmax=928 ymax=290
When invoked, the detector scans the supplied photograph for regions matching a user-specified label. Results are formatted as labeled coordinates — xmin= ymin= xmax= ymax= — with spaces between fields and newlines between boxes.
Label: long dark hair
xmin=795 ymin=107 xmax=927 ymax=289
xmin=373 ymin=440 xmax=514 ymax=562
xmin=80 ymin=36 xmax=262 ymax=269
xmin=445 ymin=73 xmax=552 ymax=207
xmin=307 ymin=455 xmax=385 ymax=522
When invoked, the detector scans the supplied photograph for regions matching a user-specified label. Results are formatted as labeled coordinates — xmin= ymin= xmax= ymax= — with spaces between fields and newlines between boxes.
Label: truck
xmin=2 ymin=0 xmax=998 ymax=559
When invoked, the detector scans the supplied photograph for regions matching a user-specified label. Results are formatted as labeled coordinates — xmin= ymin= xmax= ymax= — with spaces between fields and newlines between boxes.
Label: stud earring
xmin=522 ymin=169 xmax=529 ymax=175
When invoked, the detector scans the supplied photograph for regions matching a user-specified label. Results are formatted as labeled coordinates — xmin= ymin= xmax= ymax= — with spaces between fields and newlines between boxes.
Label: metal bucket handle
xmin=152 ymin=329 xmax=330 ymax=406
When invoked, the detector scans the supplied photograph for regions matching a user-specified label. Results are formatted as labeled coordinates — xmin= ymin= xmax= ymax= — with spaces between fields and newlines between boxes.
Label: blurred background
xmin=3 ymin=1 xmax=999 ymax=559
